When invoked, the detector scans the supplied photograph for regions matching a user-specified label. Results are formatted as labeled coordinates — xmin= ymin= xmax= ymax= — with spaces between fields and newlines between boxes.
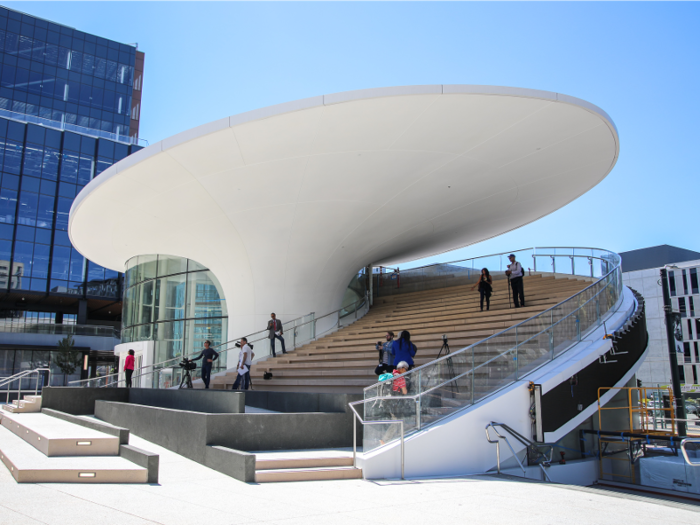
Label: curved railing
xmin=361 ymin=247 xmax=624 ymax=454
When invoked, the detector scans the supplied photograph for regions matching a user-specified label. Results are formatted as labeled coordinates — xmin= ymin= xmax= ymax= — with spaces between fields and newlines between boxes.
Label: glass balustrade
xmin=362 ymin=247 xmax=624 ymax=454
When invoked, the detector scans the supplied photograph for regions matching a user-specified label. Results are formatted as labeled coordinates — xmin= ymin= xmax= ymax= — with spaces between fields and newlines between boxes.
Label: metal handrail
xmin=486 ymin=422 xmax=525 ymax=475
xmin=348 ymin=399 xmax=404 ymax=480
xmin=680 ymin=438 xmax=700 ymax=467
xmin=363 ymin=249 xmax=622 ymax=392
xmin=68 ymin=310 xmax=318 ymax=387
xmin=1 ymin=368 xmax=51 ymax=404
xmin=399 ymin=246 xmax=616 ymax=273
xmin=73 ymin=293 xmax=369 ymax=389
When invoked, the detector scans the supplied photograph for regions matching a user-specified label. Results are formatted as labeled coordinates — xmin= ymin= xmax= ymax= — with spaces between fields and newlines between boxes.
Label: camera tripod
xmin=179 ymin=368 xmax=193 ymax=389
xmin=437 ymin=336 xmax=459 ymax=395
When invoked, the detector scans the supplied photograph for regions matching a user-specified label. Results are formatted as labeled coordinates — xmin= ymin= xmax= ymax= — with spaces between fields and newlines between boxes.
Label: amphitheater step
xmin=0 ymin=424 xmax=147 ymax=483
xmin=0 ymin=411 xmax=120 ymax=457
xmin=254 ymin=450 xmax=360 ymax=482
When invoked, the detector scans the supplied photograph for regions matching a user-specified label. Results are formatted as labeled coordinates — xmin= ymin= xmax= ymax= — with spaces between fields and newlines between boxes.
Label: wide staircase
xmin=212 ymin=274 xmax=591 ymax=393
xmin=0 ymin=394 xmax=154 ymax=483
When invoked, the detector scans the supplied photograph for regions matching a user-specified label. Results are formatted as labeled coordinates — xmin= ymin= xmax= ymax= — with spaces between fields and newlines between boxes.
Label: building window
xmin=695 ymin=341 xmax=699 ymax=362
xmin=669 ymin=271 xmax=677 ymax=296
xmin=122 ymin=255 xmax=227 ymax=366
xmin=679 ymin=365 xmax=685 ymax=383
xmin=684 ymin=342 xmax=692 ymax=363
xmin=689 ymin=319 xmax=694 ymax=340
xmin=690 ymin=296 xmax=696 ymax=318
xmin=691 ymin=268 xmax=699 ymax=295
xmin=682 ymin=269 xmax=689 ymax=295
xmin=679 ymin=297 xmax=687 ymax=318
xmin=694 ymin=366 xmax=699 ymax=385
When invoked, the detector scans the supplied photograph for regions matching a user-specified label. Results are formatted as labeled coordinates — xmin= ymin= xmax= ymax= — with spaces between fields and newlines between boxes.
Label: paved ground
xmin=0 ymin=434 xmax=698 ymax=525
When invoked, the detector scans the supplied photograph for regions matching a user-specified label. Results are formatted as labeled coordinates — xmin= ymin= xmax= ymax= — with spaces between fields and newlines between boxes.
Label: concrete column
xmin=77 ymin=300 xmax=88 ymax=325
xmin=368 ymin=265 xmax=373 ymax=306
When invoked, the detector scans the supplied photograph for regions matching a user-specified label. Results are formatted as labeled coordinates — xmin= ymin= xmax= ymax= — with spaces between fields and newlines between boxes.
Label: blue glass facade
xmin=0 ymin=114 xmax=142 ymax=298
xmin=0 ymin=6 xmax=144 ymax=320
xmin=0 ymin=6 xmax=136 ymax=140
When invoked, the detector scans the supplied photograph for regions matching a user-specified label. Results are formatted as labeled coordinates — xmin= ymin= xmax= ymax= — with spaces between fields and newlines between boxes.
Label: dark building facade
xmin=0 ymin=5 xmax=144 ymax=328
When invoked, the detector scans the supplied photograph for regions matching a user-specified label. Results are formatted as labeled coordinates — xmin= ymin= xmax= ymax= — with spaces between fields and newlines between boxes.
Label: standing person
xmin=191 ymin=340 xmax=219 ymax=389
xmin=392 ymin=331 xmax=417 ymax=370
xmin=267 ymin=313 xmax=286 ymax=357
xmin=374 ymin=331 xmax=395 ymax=376
xmin=124 ymin=349 xmax=135 ymax=388
xmin=506 ymin=254 xmax=525 ymax=308
xmin=232 ymin=337 xmax=252 ymax=390
xmin=471 ymin=268 xmax=493 ymax=311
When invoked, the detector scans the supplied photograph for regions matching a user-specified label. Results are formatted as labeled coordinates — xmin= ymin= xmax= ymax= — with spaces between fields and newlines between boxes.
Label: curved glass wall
xmin=121 ymin=255 xmax=227 ymax=364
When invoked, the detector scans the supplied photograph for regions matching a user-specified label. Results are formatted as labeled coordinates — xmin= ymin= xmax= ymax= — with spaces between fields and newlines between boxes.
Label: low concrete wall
xmin=206 ymin=412 xmax=354 ymax=451
xmin=41 ymin=387 xmax=245 ymax=415
xmin=245 ymin=391 xmax=361 ymax=414
xmin=128 ymin=389 xmax=245 ymax=414
xmin=42 ymin=387 xmax=129 ymax=415
xmin=95 ymin=401 xmax=255 ymax=481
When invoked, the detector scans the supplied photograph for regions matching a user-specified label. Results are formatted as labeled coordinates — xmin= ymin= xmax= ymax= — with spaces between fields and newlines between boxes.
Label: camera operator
xmin=374 ymin=331 xmax=395 ymax=376
xmin=191 ymin=340 xmax=219 ymax=389
xmin=232 ymin=337 xmax=252 ymax=391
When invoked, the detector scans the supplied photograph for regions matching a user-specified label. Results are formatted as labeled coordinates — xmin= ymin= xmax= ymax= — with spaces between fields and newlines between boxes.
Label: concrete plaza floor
xmin=0 ymin=434 xmax=698 ymax=525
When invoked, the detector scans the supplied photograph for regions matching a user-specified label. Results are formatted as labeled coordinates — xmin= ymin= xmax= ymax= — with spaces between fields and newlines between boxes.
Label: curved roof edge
xmin=70 ymin=84 xmax=618 ymax=231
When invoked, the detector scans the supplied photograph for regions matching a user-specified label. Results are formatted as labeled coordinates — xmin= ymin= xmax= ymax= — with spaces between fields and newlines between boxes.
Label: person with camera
xmin=505 ymin=254 xmax=525 ymax=308
xmin=191 ymin=340 xmax=219 ymax=389
xmin=471 ymin=267 xmax=493 ymax=311
xmin=374 ymin=331 xmax=395 ymax=376
xmin=392 ymin=330 xmax=417 ymax=370
xmin=232 ymin=337 xmax=252 ymax=390
xmin=267 ymin=313 xmax=286 ymax=357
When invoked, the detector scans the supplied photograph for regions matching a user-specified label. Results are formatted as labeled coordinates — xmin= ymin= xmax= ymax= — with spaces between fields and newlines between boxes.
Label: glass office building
xmin=0 ymin=5 xmax=144 ymax=332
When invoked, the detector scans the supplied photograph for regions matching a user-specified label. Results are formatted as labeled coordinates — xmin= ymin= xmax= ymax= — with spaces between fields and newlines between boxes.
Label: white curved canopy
xmin=69 ymin=85 xmax=619 ymax=337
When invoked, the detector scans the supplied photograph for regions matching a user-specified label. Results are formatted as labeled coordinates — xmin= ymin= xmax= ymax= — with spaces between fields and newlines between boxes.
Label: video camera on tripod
xmin=179 ymin=357 xmax=196 ymax=370
xmin=178 ymin=357 xmax=196 ymax=389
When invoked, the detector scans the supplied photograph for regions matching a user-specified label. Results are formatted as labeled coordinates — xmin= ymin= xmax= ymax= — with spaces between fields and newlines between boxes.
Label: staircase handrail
xmin=358 ymin=247 xmax=624 ymax=456
xmin=364 ymin=248 xmax=621 ymax=394
xmin=67 ymin=310 xmax=316 ymax=388
xmin=75 ymin=293 xmax=369 ymax=389
xmin=1 ymin=368 xmax=51 ymax=404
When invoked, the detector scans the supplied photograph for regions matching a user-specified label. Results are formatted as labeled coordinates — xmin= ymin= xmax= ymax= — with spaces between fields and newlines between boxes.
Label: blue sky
xmin=7 ymin=2 xmax=699 ymax=268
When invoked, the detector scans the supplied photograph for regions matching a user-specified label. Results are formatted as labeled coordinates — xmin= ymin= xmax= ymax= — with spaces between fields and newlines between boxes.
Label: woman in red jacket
xmin=124 ymin=349 xmax=135 ymax=388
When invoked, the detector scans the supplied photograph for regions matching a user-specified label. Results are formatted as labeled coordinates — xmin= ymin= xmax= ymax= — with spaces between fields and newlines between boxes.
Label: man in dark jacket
xmin=267 ymin=313 xmax=286 ymax=357
xmin=191 ymin=340 xmax=219 ymax=389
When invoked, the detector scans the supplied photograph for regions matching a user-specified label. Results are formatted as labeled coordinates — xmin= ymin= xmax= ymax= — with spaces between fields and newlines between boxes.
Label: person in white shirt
xmin=232 ymin=337 xmax=252 ymax=390
xmin=505 ymin=254 xmax=525 ymax=308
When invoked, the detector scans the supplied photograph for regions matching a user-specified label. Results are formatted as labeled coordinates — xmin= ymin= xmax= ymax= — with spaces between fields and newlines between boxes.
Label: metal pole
xmin=400 ymin=421 xmax=405 ymax=480
xmin=368 ymin=265 xmax=373 ymax=307
xmin=353 ymin=416 xmax=357 ymax=468
xmin=660 ymin=268 xmax=687 ymax=436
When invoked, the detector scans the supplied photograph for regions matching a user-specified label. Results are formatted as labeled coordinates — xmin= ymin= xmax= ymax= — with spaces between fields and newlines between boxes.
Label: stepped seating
xmin=0 ymin=397 xmax=150 ymax=483
xmin=254 ymin=450 xmax=361 ymax=482
xmin=213 ymin=274 xmax=591 ymax=393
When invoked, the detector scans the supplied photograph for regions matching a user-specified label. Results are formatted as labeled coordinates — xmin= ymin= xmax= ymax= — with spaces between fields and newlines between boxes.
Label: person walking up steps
xmin=506 ymin=254 xmax=525 ymax=308
xmin=471 ymin=268 xmax=493 ymax=311
xmin=267 ymin=313 xmax=286 ymax=357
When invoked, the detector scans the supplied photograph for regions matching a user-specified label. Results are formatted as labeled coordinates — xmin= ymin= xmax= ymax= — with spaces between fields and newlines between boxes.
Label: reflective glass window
xmin=154 ymin=273 xmax=186 ymax=322
xmin=186 ymin=270 xmax=227 ymax=319
xmin=157 ymin=255 xmax=187 ymax=277
xmin=0 ymin=188 xmax=17 ymax=223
